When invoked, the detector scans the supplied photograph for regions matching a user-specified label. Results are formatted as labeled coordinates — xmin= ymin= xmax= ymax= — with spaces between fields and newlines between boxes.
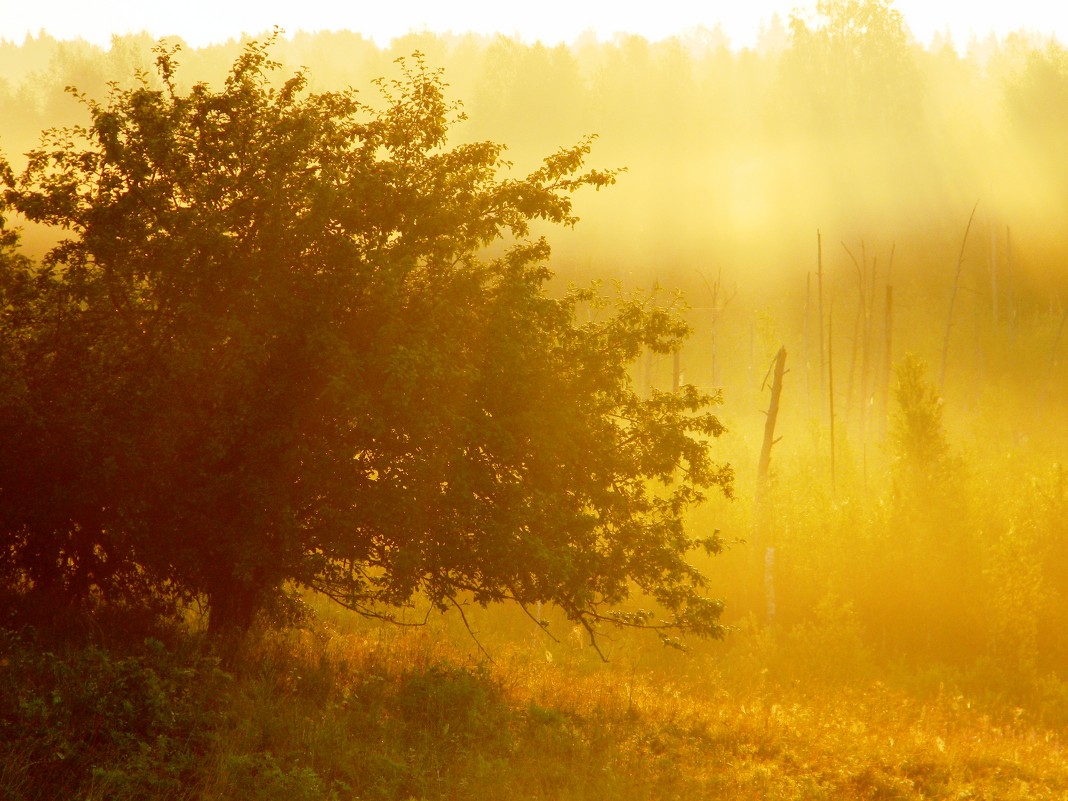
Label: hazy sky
xmin=1 ymin=0 xmax=1065 ymax=50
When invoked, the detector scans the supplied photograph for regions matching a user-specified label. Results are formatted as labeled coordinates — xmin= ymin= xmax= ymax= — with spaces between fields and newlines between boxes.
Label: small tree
xmin=889 ymin=353 xmax=950 ymax=488
xmin=0 ymin=37 xmax=733 ymax=644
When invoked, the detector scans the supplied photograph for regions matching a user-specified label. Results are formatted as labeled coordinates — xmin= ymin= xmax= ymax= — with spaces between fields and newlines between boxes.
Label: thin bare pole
xmin=878 ymin=246 xmax=895 ymax=440
xmin=863 ymin=252 xmax=879 ymax=441
xmin=757 ymin=346 xmax=788 ymax=495
xmin=804 ymin=272 xmax=812 ymax=416
xmin=828 ymin=300 xmax=837 ymax=495
xmin=990 ymin=224 xmax=999 ymax=325
xmin=881 ymin=284 xmax=893 ymax=440
xmin=1006 ymin=226 xmax=1016 ymax=344
xmin=940 ymin=201 xmax=980 ymax=391
xmin=696 ymin=268 xmax=733 ymax=387
xmin=817 ymin=230 xmax=826 ymax=417
xmin=842 ymin=242 xmax=865 ymax=428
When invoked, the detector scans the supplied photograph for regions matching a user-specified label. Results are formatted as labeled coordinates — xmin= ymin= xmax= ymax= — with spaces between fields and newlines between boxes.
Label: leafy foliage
xmin=0 ymin=34 xmax=732 ymax=641
xmin=0 ymin=631 xmax=230 ymax=801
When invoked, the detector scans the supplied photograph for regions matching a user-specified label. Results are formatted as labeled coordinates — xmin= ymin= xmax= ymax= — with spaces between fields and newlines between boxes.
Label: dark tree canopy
xmin=0 ymin=36 xmax=733 ymax=644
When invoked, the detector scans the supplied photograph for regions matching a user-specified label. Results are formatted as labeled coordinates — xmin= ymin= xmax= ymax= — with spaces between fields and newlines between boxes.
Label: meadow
xmin=4 ymin=7 xmax=1068 ymax=798
xmin=5 ymin=374 xmax=1068 ymax=800
xmin=3 ymin=599 xmax=1068 ymax=801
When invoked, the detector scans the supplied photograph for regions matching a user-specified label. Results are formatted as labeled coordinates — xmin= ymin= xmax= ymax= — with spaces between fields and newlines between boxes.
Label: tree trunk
xmin=757 ymin=346 xmax=788 ymax=493
xmin=206 ymin=570 xmax=269 ymax=637
xmin=940 ymin=201 xmax=979 ymax=391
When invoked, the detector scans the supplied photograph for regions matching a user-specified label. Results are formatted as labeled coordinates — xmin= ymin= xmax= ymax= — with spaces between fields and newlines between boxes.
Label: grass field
xmin=3 ymin=607 xmax=1067 ymax=801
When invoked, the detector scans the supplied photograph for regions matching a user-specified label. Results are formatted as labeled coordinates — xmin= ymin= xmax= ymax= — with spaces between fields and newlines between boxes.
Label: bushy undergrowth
xmin=3 ymin=610 xmax=1068 ymax=801
xmin=684 ymin=349 xmax=1068 ymax=699
xmin=0 ymin=627 xmax=230 ymax=800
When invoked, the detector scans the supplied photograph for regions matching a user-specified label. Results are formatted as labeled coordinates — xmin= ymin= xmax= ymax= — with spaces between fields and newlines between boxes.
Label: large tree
xmin=0 ymin=36 xmax=733 ymax=643
xmin=780 ymin=0 xmax=922 ymax=133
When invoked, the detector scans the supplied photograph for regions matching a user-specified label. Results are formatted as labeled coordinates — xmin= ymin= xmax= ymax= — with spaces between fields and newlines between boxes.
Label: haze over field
xmin=2 ymin=0 xmax=1067 ymax=586
xmin=4 ymin=1 xmax=1068 ymax=404
xmin=4 ymin=2 xmax=1068 ymax=798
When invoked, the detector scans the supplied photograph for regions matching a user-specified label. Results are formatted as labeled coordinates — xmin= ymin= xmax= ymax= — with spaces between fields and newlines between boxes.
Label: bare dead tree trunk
xmin=804 ymin=272 xmax=812 ymax=417
xmin=974 ymin=272 xmax=986 ymax=409
xmin=828 ymin=302 xmax=837 ymax=496
xmin=940 ymin=201 xmax=979 ymax=391
xmin=843 ymin=241 xmax=879 ymax=439
xmin=847 ymin=297 xmax=863 ymax=426
xmin=862 ymin=252 xmax=879 ymax=443
xmin=880 ymin=284 xmax=893 ymax=441
xmin=757 ymin=346 xmax=788 ymax=495
xmin=990 ymin=224 xmax=999 ymax=326
xmin=697 ymin=268 xmax=733 ymax=388
xmin=876 ymin=247 xmax=895 ymax=441
xmin=817 ymin=230 xmax=826 ymax=419
xmin=1007 ymin=226 xmax=1016 ymax=345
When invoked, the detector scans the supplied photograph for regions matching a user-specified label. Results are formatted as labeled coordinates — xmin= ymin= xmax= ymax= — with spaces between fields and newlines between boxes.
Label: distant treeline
xmin=3 ymin=3 xmax=1068 ymax=407
xmin=2 ymin=10 xmax=1067 ymax=302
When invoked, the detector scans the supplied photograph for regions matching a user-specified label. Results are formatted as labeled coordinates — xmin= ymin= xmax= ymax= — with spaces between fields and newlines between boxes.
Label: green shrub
xmin=394 ymin=663 xmax=512 ymax=752
xmin=216 ymin=753 xmax=332 ymax=801
xmin=0 ymin=630 xmax=231 ymax=801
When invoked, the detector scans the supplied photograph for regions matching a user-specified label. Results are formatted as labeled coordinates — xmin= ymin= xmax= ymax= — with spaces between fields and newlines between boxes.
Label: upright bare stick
xmin=828 ymin=300 xmax=837 ymax=496
xmin=940 ymin=201 xmax=979 ymax=391
xmin=757 ymin=346 xmax=788 ymax=494
xmin=818 ymin=230 xmax=826 ymax=415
